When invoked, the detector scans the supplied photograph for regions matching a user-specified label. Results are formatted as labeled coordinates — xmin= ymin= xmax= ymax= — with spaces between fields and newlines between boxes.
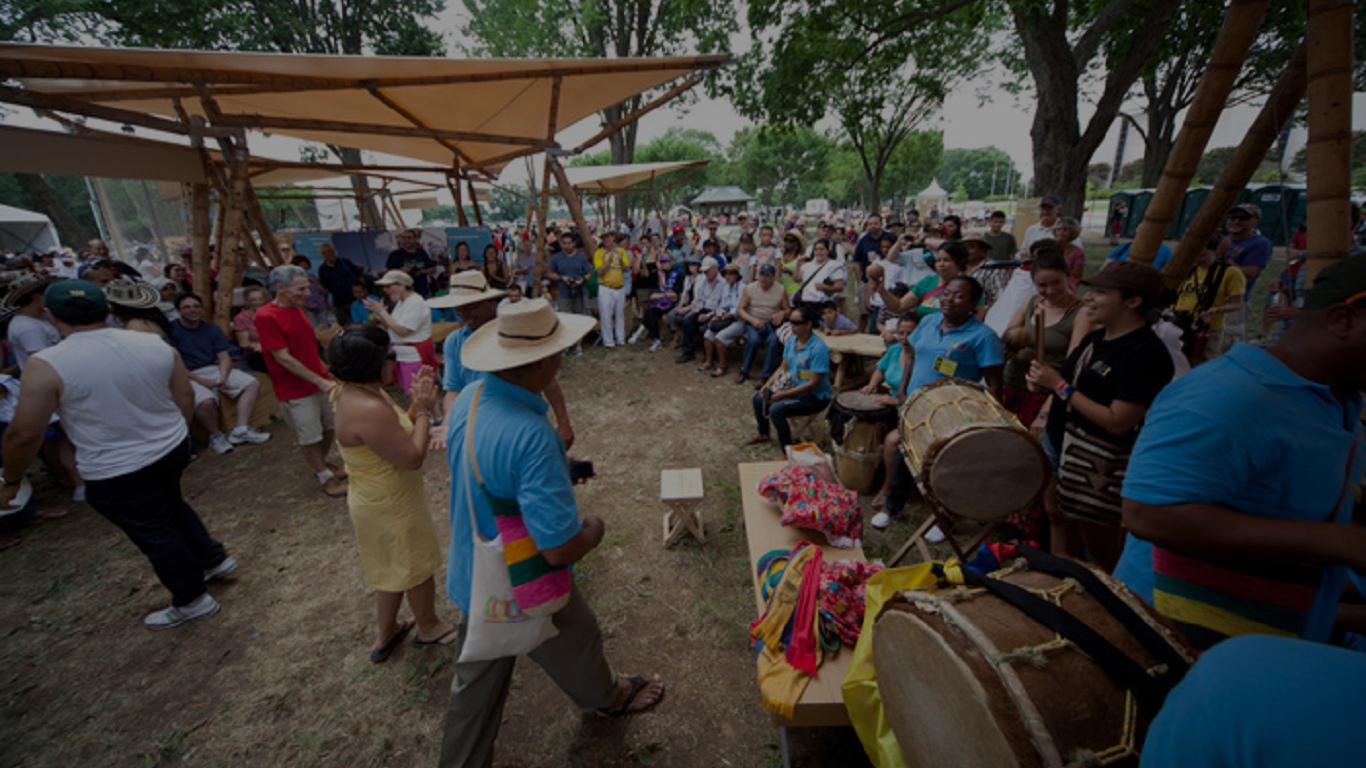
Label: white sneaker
xmin=228 ymin=427 xmax=271 ymax=445
xmin=648 ymin=339 xmax=662 ymax=353
xmin=870 ymin=512 xmax=892 ymax=530
xmin=204 ymin=556 xmax=238 ymax=581
xmin=628 ymin=326 xmax=647 ymax=345
xmin=144 ymin=593 xmax=220 ymax=630
xmin=71 ymin=485 xmax=86 ymax=503
xmin=208 ymin=434 xmax=234 ymax=454
xmin=925 ymin=525 xmax=946 ymax=543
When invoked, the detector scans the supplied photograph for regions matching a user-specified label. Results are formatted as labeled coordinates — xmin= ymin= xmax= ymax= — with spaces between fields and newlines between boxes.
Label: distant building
xmin=690 ymin=186 xmax=756 ymax=218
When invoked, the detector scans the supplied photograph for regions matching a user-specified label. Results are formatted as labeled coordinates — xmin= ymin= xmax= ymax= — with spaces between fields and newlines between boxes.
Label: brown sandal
xmin=742 ymin=434 xmax=770 ymax=446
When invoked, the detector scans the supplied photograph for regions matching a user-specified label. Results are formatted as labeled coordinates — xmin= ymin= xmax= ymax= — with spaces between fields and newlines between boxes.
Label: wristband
xmin=1054 ymin=381 xmax=1076 ymax=402
xmin=413 ymin=411 xmax=433 ymax=421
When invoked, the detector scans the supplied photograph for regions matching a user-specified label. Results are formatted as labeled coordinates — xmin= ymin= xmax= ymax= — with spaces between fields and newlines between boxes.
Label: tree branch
xmin=863 ymin=0 xmax=985 ymax=58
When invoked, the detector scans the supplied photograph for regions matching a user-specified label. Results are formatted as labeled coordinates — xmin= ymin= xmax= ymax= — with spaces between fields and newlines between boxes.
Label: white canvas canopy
xmin=0 ymin=204 xmax=61 ymax=253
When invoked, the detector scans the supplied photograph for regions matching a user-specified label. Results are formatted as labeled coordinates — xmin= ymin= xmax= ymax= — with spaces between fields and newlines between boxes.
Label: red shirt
xmin=255 ymin=302 xmax=329 ymax=401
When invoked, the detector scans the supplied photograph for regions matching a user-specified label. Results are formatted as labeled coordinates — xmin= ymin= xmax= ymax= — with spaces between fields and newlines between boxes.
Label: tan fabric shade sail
xmin=0 ymin=124 xmax=208 ymax=183
xmin=0 ymin=43 xmax=730 ymax=174
xmin=553 ymin=160 xmax=709 ymax=194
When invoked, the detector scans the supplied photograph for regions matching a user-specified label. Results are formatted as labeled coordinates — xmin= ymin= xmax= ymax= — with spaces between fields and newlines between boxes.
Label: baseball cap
xmin=1229 ymin=203 xmax=1261 ymax=219
xmin=1080 ymin=260 xmax=1164 ymax=301
xmin=44 ymin=279 xmax=108 ymax=312
xmin=1040 ymin=196 xmax=1061 ymax=209
xmin=1303 ymin=257 xmax=1366 ymax=310
xmin=758 ymin=264 xmax=777 ymax=277
xmin=701 ymin=256 xmax=719 ymax=271
xmin=671 ymin=225 xmax=685 ymax=234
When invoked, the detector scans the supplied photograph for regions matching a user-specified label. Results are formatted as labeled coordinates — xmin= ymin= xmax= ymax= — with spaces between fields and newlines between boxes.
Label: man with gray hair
xmin=255 ymin=265 xmax=347 ymax=496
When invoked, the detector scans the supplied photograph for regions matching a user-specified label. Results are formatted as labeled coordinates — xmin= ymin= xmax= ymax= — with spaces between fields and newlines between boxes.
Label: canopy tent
xmin=553 ymin=160 xmax=709 ymax=194
xmin=0 ymin=204 xmax=61 ymax=253
xmin=0 ymin=43 xmax=729 ymax=175
xmin=915 ymin=179 xmax=949 ymax=214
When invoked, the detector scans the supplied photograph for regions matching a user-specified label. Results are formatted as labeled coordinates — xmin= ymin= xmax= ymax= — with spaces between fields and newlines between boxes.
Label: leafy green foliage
xmin=1193 ymin=146 xmax=1281 ymax=187
xmin=0 ymin=173 xmax=97 ymax=242
xmin=938 ymin=147 xmax=1019 ymax=202
xmin=729 ymin=126 xmax=829 ymax=209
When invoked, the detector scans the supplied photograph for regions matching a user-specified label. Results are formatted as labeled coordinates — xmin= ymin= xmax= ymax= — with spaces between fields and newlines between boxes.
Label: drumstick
xmin=1034 ymin=310 xmax=1046 ymax=364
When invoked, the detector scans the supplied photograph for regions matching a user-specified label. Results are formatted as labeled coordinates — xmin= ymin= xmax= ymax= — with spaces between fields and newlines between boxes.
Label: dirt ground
xmin=0 ymin=331 xmax=932 ymax=768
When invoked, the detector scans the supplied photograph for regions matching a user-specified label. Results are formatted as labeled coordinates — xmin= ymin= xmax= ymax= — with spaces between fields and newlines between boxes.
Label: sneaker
xmin=204 ymin=556 xmax=238 ymax=581
xmin=71 ymin=485 xmax=86 ymax=503
xmin=321 ymin=476 xmax=349 ymax=497
xmin=871 ymin=512 xmax=892 ymax=530
xmin=648 ymin=339 xmax=662 ymax=353
xmin=208 ymin=434 xmax=234 ymax=455
xmin=144 ymin=593 xmax=220 ymax=630
xmin=925 ymin=525 xmax=946 ymax=543
xmin=228 ymin=427 xmax=271 ymax=445
xmin=628 ymin=326 xmax=647 ymax=345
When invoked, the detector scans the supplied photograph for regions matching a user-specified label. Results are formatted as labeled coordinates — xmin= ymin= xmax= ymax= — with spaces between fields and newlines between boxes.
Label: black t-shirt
xmin=386 ymin=247 xmax=436 ymax=297
xmin=1045 ymin=326 xmax=1174 ymax=451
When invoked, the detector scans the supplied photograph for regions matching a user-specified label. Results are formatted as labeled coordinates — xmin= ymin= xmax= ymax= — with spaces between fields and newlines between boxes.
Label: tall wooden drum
xmin=827 ymin=391 xmax=897 ymax=494
xmin=872 ymin=552 xmax=1192 ymax=767
xmin=899 ymin=378 xmax=1048 ymax=522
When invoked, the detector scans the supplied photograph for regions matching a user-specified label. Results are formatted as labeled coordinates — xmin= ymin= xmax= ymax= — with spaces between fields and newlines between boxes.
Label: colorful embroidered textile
xmin=817 ymin=560 xmax=884 ymax=647
xmin=757 ymin=465 xmax=863 ymax=546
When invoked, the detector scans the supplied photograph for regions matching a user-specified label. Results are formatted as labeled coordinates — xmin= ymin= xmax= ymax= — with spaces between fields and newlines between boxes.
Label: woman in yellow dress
xmin=329 ymin=325 xmax=457 ymax=663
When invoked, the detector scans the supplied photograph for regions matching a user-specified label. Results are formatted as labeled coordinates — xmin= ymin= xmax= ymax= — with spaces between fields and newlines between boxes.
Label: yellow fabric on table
xmin=338 ymin=399 xmax=442 ymax=592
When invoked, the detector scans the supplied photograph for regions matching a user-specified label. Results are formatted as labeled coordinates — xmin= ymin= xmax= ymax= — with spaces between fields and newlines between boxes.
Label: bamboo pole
xmin=1163 ymin=43 xmax=1308 ymax=282
xmin=572 ymin=73 xmax=707 ymax=154
xmin=537 ymin=159 xmax=552 ymax=269
xmin=190 ymin=182 xmax=211 ymax=298
xmin=214 ymin=146 xmax=249 ymax=333
xmin=365 ymin=85 xmax=472 ymax=165
xmin=240 ymin=225 xmax=267 ymax=268
xmin=467 ymin=175 xmax=484 ymax=226
xmin=549 ymin=155 xmax=596 ymax=255
xmin=210 ymin=113 xmax=556 ymax=148
xmin=1130 ymin=0 xmax=1271 ymax=264
xmin=243 ymin=181 xmax=284 ymax=265
xmin=1304 ymin=0 xmax=1354 ymax=284
xmin=0 ymin=84 xmax=235 ymax=139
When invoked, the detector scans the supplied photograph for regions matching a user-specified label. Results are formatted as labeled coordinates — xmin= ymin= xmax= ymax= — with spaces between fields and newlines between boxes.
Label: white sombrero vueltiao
xmin=461 ymin=298 xmax=597 ymax=372
xmin=426 ymin=270 xmax=508 ymax=310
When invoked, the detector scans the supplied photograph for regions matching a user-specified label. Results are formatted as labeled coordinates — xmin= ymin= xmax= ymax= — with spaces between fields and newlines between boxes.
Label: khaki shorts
xmin=277 ymin=391 xmax=335 ymax=446
xmin=190 ymin=366 xmax=259 ymax=407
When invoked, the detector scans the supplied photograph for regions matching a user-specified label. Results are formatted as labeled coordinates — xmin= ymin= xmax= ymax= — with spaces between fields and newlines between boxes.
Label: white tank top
xmin=35 ymin=328 xmax=189 ymax=480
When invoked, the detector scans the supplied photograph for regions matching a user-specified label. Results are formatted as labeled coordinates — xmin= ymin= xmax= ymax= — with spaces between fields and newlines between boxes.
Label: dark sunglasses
xmin=790 ymin=317 xmax=810 ymax=325
xmin=1228 ymin=212 xmax=1252 ymax=220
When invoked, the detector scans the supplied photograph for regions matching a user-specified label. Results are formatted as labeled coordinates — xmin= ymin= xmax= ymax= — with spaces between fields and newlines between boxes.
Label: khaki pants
xmin=439 ymin=585 xmax=618 ymax=768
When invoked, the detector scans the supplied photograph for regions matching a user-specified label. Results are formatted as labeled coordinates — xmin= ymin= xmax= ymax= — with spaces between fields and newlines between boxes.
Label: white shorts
xmin=190 ymin=366 xmax=259 ymax=407
xmin=277 ymin=391 xmax=335 ymax=446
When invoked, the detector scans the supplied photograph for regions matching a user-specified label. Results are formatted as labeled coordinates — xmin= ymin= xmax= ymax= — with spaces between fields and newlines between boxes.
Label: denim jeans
xmin=761 ymin=331 xmax=785 ymax=379
xmin=84 ymin=439 xmax=228 ymax=607
xmin=741 ymin=323 xmax=775 ymax=375
xmin=681 ymin=311 xmax=705 ymax=355
xmin=752 ymin=391 xmax=829 ymax=447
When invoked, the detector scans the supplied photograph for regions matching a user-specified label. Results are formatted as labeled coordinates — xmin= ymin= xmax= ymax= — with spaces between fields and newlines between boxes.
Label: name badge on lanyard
xmin=932 ymin=356 xmax=958 ymax=377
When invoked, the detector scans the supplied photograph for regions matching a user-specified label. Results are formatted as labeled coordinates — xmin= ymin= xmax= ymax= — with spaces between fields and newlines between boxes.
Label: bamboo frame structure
xmin=1129 ymin=0 xmax=1271 ymax=264
xmin=190 ymin=182 xmax=211 ymax=298
xmin=1304 ymin=0 xmax=1354 ymax=284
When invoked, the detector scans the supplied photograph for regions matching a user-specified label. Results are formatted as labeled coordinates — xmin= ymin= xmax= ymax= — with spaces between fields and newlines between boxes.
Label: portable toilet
xmin=1108 ymin=190 xmax=1139 ymax=238
xmin=1123 ymin=190 xmax=1156 ymax=238
xmin=1171 ymin=187 xmax=1212 ymax=240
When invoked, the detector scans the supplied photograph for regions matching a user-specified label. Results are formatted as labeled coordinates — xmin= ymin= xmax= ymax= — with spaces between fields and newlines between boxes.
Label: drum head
xmin=873 ymin=609 xmax=1021 ymax=768
xmin=835 ymin=390 xmax=893 ymax=417
xmin=929 ymin=429 xmax=1047 ymax=521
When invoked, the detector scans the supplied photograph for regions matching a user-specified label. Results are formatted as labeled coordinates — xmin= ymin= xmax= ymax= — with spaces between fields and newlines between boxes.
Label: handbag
xmin=1054 ymin=342 xmax=1128 ymax=527
xmin=457 ymin=384 xmax=560 ymax=664
xmin=708 ymin=317 xmax=735 ymax=333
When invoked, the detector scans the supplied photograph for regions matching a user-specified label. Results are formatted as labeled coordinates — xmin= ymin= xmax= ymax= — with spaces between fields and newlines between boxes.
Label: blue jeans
xmin=84 ymin=439 xmax=228 ymax=606
xmin=752 ymin=391 xmax=829 ymax=447
xmin=742 ymin=323 xmax=776 ymax=376
xmin=681 ymin=311 xmax=705 ymax=355
xmin=761 ymin=331 xmax=785 ymax=379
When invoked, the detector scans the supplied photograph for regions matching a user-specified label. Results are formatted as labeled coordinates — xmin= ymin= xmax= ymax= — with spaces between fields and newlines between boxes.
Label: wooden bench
xmin=739 ymin=460 xmax=866 ymax=732
xmin=188 ymin=372 xmax=280 ymax=444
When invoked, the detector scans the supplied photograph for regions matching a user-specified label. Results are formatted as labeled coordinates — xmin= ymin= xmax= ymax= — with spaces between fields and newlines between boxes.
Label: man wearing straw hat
xmin=439 ymin=298 xmax=663 ymax=767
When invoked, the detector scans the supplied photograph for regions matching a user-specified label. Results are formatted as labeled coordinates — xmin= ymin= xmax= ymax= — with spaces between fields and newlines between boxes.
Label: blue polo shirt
xmin=876 ymin=344 xmax=907 ymax=393
xmin=441 ymin=324 xmax=488 ymax=394
xmin=548 ymin=251 xmax=592 ymax=281
xmin=784 ymin=333 xmax=832 ymax=401
xmin=445 ymin=376 xmax=580 ymax=613
xmin=1116 ymin=343 xmax=1366 ymax=643
xmin=1223 ymin=233 xmax=1273 ymax=298
xmin=905 ymin=314 xmax=1006 ymax=393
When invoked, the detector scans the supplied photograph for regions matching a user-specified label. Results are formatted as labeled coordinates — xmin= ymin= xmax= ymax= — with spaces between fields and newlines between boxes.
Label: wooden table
xmin=815 ymin=332 xmax=887 ymax=392
xmin=739 ymin=461 xmax=866 ymax=729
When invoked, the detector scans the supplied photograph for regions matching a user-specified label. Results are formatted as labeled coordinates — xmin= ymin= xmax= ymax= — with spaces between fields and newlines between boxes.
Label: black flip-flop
xmin=369 ymin=619 xmax=413 ymax=663
xmin=413 ymin=626 xmax=459 ymax=648
xmin=597 ymin=675 xmax=665 ymax=717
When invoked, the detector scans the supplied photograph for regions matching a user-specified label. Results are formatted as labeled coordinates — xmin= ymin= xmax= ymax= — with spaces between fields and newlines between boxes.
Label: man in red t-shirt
xmin=257 ymin=265 xmax=347 ymax=496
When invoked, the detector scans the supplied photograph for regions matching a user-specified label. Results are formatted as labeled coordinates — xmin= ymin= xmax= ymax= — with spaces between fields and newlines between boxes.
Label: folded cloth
xmin=818 ymin=560 xmax=885 ymax=647
xmin=757 ymin=466 xmax=863 ymax=547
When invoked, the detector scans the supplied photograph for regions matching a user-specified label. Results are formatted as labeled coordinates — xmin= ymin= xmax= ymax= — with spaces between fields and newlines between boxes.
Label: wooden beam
xmin=190 ymin=182 xmax=211 ymax=298
xmin=249 ymin=158 xmax=454 ymax=175
xmin=0 ymin=84 xmax=234 ymax=139
xmin=467 ymin=174 xmax=484 ymax=226
xmin=0 ymin=54 xmax=733 ymax=97
xmin=215 ymin=145 xmax=249 ymax=333
xmin=364 ymin=83 xmax=473 ymax=164
xmin=546 ymin=76 xmax=562 ymax=141
xmin=210 ymin=113 xmax=559 ymax=148
xmin=1304 ymin=0 xmax=1354 ymax=284
xmin=467 ymin=146 xmax=541 ymax=173
xmin=572 ymin=72 xmax=706 ymax=154
xmin=548 ymin=154 xmax=595 ymax=255
xmin=1163 ymin=43 xmax=1308 ymax=282
xmin=243 ymin=181 xmax=284 ymax=265
xmin=537 ymin=159 xmax=552 ymax=267
xmin=1130 ymin=0 xmax=1271 ymax=264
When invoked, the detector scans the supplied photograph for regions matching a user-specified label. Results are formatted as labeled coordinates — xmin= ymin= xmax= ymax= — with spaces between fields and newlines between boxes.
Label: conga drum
xmin=899 ymin=378 xmax=1048 ymax=522
xmin=827 ymin=391 xmax=896 ymax=494
xmin=872 ymin=551 xmax=1193 ymax=768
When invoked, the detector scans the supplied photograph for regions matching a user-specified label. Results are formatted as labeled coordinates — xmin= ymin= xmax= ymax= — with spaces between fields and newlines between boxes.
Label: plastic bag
xmin=841 ymin=564 xmax=940 ymax=768
xmin=785 ymin=441 xmax=836 ymax=484
xmin=457 ymin=528 xmax=560 ymax=663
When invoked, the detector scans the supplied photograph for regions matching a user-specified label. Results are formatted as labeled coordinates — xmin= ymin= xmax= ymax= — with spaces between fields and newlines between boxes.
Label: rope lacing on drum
xmin=1062 ymin=692 xmax=1139 ymax=767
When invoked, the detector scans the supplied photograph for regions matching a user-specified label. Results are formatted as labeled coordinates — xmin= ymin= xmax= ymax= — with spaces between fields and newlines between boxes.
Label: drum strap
xmin=1015 ymin=545 xmax=1191 ymax=680
xmin=958 ymin=567 xmax=1173 ymax=708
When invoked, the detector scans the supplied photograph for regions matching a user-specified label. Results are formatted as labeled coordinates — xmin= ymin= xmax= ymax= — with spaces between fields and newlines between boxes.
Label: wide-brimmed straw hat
xmin=374 ymin=269 xmax=413 ymax=287
xmin=104 ymin=279 xmax=161 ymax=309
xmin=783 ymin=230 xmax=808 ymax=252
xmin=461 ymin=298 xmax=597 ymax=372
xmin=427 ymin=270 xmax=508 ymax=309
xmin=2 ymin=273 xmax=54 ymax=309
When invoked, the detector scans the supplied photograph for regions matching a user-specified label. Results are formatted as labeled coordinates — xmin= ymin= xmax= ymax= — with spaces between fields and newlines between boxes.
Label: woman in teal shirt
xmin=744 ymin=304 xmax=832 ymax=448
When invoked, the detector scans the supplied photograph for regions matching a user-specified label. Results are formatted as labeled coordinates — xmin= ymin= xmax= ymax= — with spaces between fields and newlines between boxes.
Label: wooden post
xmin=467 ymin=175 xmax=485 ymax=226
xmin=537 ymin=159 xmax=552 ymax=268
xmin=190 ymin=182 xmax=211 ymax=298
xmin=240 ymin=225 xmax=267 ymax=268
xmin=1130 ymin=0 xmax=1271 ymax=265
xmin=548 ymin=154 xmax=596 ymax=255
xmin=1163 ymin=44 xmax=1308 ymax=282
xmin=1304 ymin=0 xmax=1354 ymax=284
xmin=243 ymin=181 xmax=284 ymax=265
xmin=214 ymin=145 xmax=249 ymax=333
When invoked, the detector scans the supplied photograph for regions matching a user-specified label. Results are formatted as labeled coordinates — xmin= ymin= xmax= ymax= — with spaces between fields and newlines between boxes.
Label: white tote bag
xmin=457 ymin=386 xmax=559 ymax=664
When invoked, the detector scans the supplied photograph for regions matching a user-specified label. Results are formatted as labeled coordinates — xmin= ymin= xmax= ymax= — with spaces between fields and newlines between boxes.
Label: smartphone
xmin=569 ymin=458 xmax=596 ymax=482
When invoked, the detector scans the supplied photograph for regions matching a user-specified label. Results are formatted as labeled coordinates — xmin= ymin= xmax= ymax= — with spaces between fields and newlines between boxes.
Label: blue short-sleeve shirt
xmin=905 ymin=314 xmax=1006 ymax=393
xmin=441 ymin=324 xmax=487 ymax=394
xmin=784 ymin=333 xmax=832 ymax=401
xmin=170 ymin=320 xmax=229 ymax=370
xmin=876 ymin=344 xmax=906 ymax=394
xmin=445 ymin=376 xmax=580 ymax=613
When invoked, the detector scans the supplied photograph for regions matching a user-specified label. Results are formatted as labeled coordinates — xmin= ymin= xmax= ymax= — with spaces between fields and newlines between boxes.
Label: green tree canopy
xmin=937 ymin=147 xmax=1019 ymax=202
xmin=729 ymin=126 xmax=830 ymax=209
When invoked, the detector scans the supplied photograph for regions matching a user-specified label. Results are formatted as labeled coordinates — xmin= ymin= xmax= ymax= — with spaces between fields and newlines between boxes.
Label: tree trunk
xmin=330 ymin=146 xmax=384 ymax=230
xmin=603 ymin=99 xmax=641 ymax=225
xmin=14 ymin=173 xmax=90 ymax=247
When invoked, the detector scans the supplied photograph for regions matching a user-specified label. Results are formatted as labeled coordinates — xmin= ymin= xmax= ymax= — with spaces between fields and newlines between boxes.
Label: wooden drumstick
xmin=1034 ymin=309 xmax=1046 ymax=363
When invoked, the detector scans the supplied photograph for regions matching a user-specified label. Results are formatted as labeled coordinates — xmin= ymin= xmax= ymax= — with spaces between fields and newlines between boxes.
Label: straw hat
xmin=783 ymin=230 xmax=808 ymax=252
xmin=104 ymin=279 xmax=161 ymax=309
xmin=461 ymin=298 xmax=597 ymax=373
xmin=2 ymin=273 xmax=54 ymax=309
xmin=374 ymin=269 xmax=413 ymax=287
xmin=426 ymin=270 xmax=508 ymax=309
